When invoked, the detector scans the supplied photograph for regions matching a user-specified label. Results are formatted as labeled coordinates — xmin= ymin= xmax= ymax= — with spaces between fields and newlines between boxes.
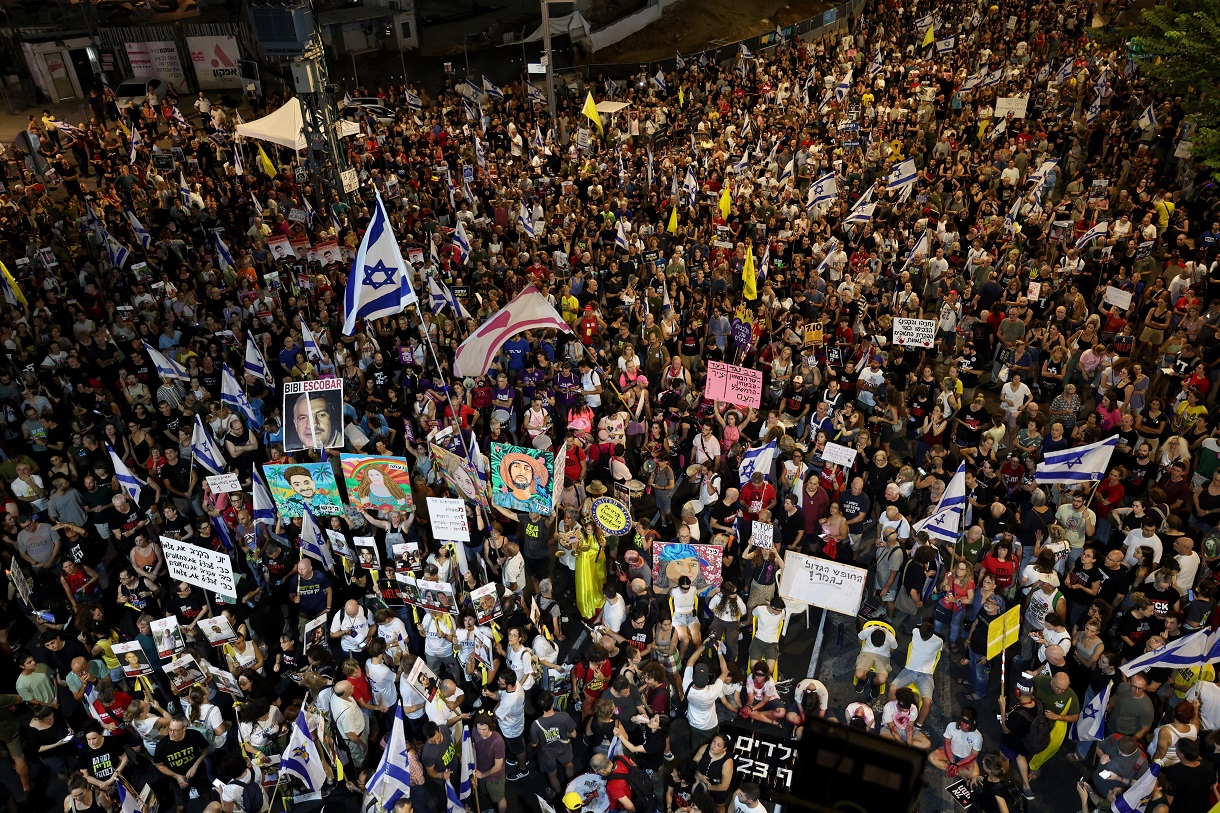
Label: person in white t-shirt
xmin=682 ymin=640 xmax=729 ymax=753
xmin=748 ymin=596 xmax=786 ymax=677
xmin=927 ymin=708 xmax=983 ymax=780
xmin=880 ymin=686 xmax=932 ymax=749
xmin=329 ymin=600 xmax=374 ymax=655
xmin=888 ymin=620 xmax=944 ymax=728
xmin=217 ymin=752 xmax=265 ymax=813
xmin=854 ymin=624 xmax=898 ymax=695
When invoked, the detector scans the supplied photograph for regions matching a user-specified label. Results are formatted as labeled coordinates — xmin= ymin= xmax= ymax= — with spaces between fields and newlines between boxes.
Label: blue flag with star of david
xmin=343 ymin=189 xmax=416 ymax=335
xmin=1035 ymin=435 xmax=1118 ymax=484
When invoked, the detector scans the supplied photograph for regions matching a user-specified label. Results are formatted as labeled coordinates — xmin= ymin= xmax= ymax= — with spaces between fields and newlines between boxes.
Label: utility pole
xmin=292 ymin=36 xmax=354 ymax=213
xmin=541 ymin=0 xmax=556 ymax=129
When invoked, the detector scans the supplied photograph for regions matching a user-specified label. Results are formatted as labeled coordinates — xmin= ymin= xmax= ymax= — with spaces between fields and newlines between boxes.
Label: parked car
xmin=340 ymin=102 xmax=395 ymax=126
xmin=113 ymin=78 xmax=167 ymax=109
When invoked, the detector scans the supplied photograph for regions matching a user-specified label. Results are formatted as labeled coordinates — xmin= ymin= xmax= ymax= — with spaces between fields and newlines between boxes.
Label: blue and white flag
xmin=430 ymin=276 xmax=472 ymax=321
xmin=474 ymin=136 xmax=486 ymax=168
xmin=982 ymin=67 xmax=1005 ymax=88
xmin=244 ymin=337 xmax=273 ymax=386
xmin=1137 ymin=104 xmax=1157 ymax=131
xmin=126 ymin=210 xmax=152 ymax=249
xmin=453 ymin=218 xmax=471 ymax=264
xmin=901 ymin=231 xmax=930 ymax=271
xmin=914 ymin=463 xmax=966 ymax=541
xmin=280 ymin=710 xmax=327 ymax=793
xmin=1120 ymin=628 xmax=1212 ymax=677
xmin=988 ymin=118 xmax=1008 ymax=143
xmin=252 ymin=468 xmax=276 ymax=525
xmin=142 ymin=341 xmax=190 ymax=381
xmin=885 ymin=158 xmax=918 ymax=189
xmin=653 ymin=70 xmax=667 ymax=93
xmin=646 ymin=147 xmax=654 ymax=189
xmin=1070 ymin=682 xmax=1111 ymax=742
xmin=914 ymin=13 xmax=934 ymax=30
xmin=116 ymin=780 xmax=143 ymax=813
xmin=1027 ymin=159 xmax=1058 ymax=188
xmin=1036 ymin=435 xmax=1118 ymax=483
xmin=935 ymin=36 xmax=956 ymax=55
xmin=214 ymin=232 xmax=234 ymax=272
xmin=845 ymin=202 xmax=876 ymax=225
xmin=342 ymin=190 xmax=416 ymax=335
xmin=482 ymin=77 xmax=504 ymax=101
xmin=683 ymin=168 xmax=699 ymax=207
xmin=459 ymin=723 xmax=476 ymax=799
xmin=405 ymin=90 xmax=422 ymax=112
xmin=517 ymin=200 xmax=535 ymax=238
xmin=221 ymin=364 xmax=257 ymax=429
xmin=868 ymin=50 xmax=885 ymax=77
xmin=427 ymin=275 xmax=447 ymax=315
xmin=739 ymin=441 xmax=777 ymax=484
xmin=105 ymin=232 xmax=130 ymax=269
xmin=778 ymin=159 xmax=795 ymax=184
xmin=368 ymin=704 xmax=413 ymax=809
xmin=108 ymin=444 xmax=143 ymax=503
xmin=171 ymin=106 xmax=190 ymax=129
xmin=300 ymin=319 xmax=322 ymax=361
xmin=807 ymin=172 xmax=838 ymax=209
xmin=814 ymin=238 xmax=838 ymax=274
xmin=605 ymin=77 xmax=620 ymax=99
xmin=178 ymin=172 xmax=191 ymax=207
xmin=1036 ymin=64 xmax=1051 ymax=85
xmin=302 ymin=195 xmax=316 ymax=229
xmin=615 ymin=220 xmax=629 ymax=250
xmin=835 ymin=68 xmax=853 ymax=102
xmin=1086 ymin=92 xmax=1102 ymax=124
xmin=445 ymin=782 xmax=464 ymax=813
xmin=675 ymin=51 xmax=686 ymax=70
xmin=740 ymin=43 xmax=753 ymax=59
xmin=129 ymin=127 xmax=142 ymax=165
xmin=525 ymin=82 xmax=545 ymax=105
xmin=190 ymin=415 xmax=227 ymax=475
xmin=961 ymin=71 xmax=984 ymax=92
xmin=299 ymin=506 xmax=335 ymax=571
xmin=1075 ymin=220 xmax=1110 ymax=249
xmin=1113 ymin=763 xmax=1159 ymax=813
xmin=1055 ymin=59 xmax=1074 ymax=85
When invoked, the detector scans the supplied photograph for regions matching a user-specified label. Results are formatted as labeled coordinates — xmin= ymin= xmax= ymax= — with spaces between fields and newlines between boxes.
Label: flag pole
xmin=408 ymin=294 xmax=476 ymax=461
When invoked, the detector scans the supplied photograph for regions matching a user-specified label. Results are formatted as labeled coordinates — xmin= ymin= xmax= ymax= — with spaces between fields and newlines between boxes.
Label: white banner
xmin=186 ymin=35 xmax=242 ymax=89
xmin=821 ymin=442 xmax=858 ymax=469
xmin=428 ymin=497 xmax=471 ymax=542
xmin=126 ymin=41 xmax=186 ymax=88
xmin=1103 ymin=286 xmax=1132 ymax=310
xmin=778 ymin=552 xmax=867 ymax=616
xmin=161 ymin=535 xmax=236 ymax=595
xmin=893 ymin=317 xmax=936 ymax=348
xmin=751 ymin=521 xmax=774 ymax=549
xmin=993 ymin=96 xmax=1029 ymax=119
xmin=205 ymin=473 xmax=241 ymax=493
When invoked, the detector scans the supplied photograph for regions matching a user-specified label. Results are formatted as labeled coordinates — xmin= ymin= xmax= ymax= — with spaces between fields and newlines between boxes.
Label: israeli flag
xmin=845 ymin=202 xmax=876 ymax=225
xmin=430 ymin=276 xmax=472 ymax=321
xmin=252 ymin=468 xmax=277 ymax=526
xmin=245 ymin=337 xmax=273 ymax=386
xmin=902 ymin=231 xmax=930 ymax=271
xmin=280 ymin=710 xmax=328 ymax=793
xmin=190 ymin=415 xmax=227 ymax=475
xmin=935 ymin=36 xmax=955 ymax=54
xmin=1086 ymin=92 xmax=1102 ymax=124
xmin=533 ymin=125 xmax=545 ymax=151
xmin=615 ymin=220 xmax=629 ymax=250
xmin=250 ymin=192 xmax=263 ymax=215
xmin=116 ymin=780 xmax=142 ymax=813
xmin=1036 ymin=64 xmax=1051 ymax=85
xmin=807 ymin=172 xmax=838 ymax=209
xmin=1055 ymin=59 xmax=1074 ymax=85
xmin=302 ymin=195 xmax=316 ymax=229
xmin=526 ymin=81 xmax=546 ymax=104
xmin=1074 ymin=220 xmax=1110 ymax=250
xmin=982 ymin=67 xmax=1004 ymax=88
xmin=653 ymin=70 xmax=667 ymax=93
xmin=474 ymin=136 xmax=486 ymax=168
xmin=605 ymin=77 xmax=620 ymax=99
xmin=342 ymin=189 xmax=416 ymax=335
xmin=129 ymin=127 xmax=142 ymax=165
xmin=914 ymin=13 xmax=934 ymax=29
xmin=171 ymin=106 xmax=190 ymax=129
xmin=988 ymin=118 xmax=1008 ymax=143
xmin=459 ymin=723 xmax=476 ymax=799
xmin=815 ymin=239 xmax=837 ymax=273
xmin=1113 ymin=764 xmax=1159 ymax=813
xmin=517 ymin=200 xmax=535 ymax=238
xmin=299 ymin=506 xmax=336 ymax=571
xmin=732 ymin=149 xmax=751 ymax=174
xmin=647 ymin=147 xmax=654 ymax=188
xmin=1119 ymin=627 xmax=1212 ymax=677
xmin=105 ymin=232 xmax=130 ymax=269
xmin=1036 ymin=435 xmax=1118 ymax=483
xmin=143 ymin=342 xmax=190 ymax=381
xmin=739 ymin=441 xmax=777 ymax=483
xmin=427 ymin=275 xmax=447 ymax=315
xmin=868 ymin=50 xmax=884 ymax=76
xmin=914 ymin=463 xmax=966 ymax=541
xmin=683 ymin=168 xmax=699 ymax=207
xmin=778 ymin=159 xmax=795 ymax=184
xmin=740 ymin=43 xmax=753 ymax=59
xmin=342 ymin=91 xmax=354 ymax=107
xmin=482 ymin=77 xmax=504 ymax=100
xmin=1027 ymin=159 xmax=1058 ymax=188
xmin=221 ymin=364 xmax=257 ymax=429
xmin=300 ymin=318 xmax=322 ymax=361
xmin=835 ymin=68 xmax=853 ymax=102
xmin=126 ymin=210 xmax=152 ymax=249
xmin=961 ymin=71 xmax=984 ymax=92
xmin=1137 ymin=104 xmax=1156 ymax=131
xmin=453 ymin=219 xmax=471 ymax=264
xmin=1069 ymin=682 xmax=1111 ymax=742
xmin=178 ymin=172 xmax=191 ymax=207
xmin=675 ymin=51 xmax=686 ymax=70
xmin=405 ymin=90 xmax=422 ymax=111
xmin=885 ymin=158 xmax=918 ymax=189
xmin=108 ymin=444 xmax=143 ymax=503
xmin=446 ymin=783 xmax=464 ymax=813
xmin=214 ymin=233 xmax=234 ymax=272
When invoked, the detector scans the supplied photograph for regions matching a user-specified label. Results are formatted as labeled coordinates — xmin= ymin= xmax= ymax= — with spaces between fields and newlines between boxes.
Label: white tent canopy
xmin=595 ymin=101 xmax=631 ymax=114
xmin=235 ymin=97 xmax=360 ymax=152
xmin=525 ymin=11 xmax=592 ymax=45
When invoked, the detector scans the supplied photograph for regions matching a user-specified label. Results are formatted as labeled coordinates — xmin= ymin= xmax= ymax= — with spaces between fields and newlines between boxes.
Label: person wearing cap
xmin=1019 ymin=570 xmax=1066 ymax=665
xmin=1054 ymin=489 xmax=1096 ymax=567
xmin=682 ymin=638 xmax=728 ymax=754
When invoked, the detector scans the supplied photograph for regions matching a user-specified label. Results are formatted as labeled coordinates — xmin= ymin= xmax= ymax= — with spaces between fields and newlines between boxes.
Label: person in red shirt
xmin=592 ymin=753 xmax=644 ymax=811
xmin=739 ymin=471 xmax=777 ymax=522
xmin=571 ymin=647 xmax=612 ymax=721
xmin=1092 ymin=468 xmax=1126 ymax=544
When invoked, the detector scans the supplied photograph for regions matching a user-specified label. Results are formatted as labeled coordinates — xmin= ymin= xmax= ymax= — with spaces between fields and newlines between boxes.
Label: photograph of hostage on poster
xmin=341 ymin=455 xmax=415 ymax=512
xmin=283 ymin=379 xmax=345 ymax=451
xmin=490 ymin=443 xmax=556 ymax=515
xmin=262 ymin=462 xmax=345 ymax=518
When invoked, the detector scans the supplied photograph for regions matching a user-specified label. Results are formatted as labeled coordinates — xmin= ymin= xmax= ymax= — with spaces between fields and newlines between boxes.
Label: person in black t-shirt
xmin=165 ymin=583 xmax=211 ymax=638
xmin=154 ymin=717 xmax=211 ymax=813
xmin=75 ymin=725 xmax=128 ymax=790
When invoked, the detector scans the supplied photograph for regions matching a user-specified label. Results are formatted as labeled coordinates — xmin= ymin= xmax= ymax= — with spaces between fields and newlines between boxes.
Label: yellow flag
xmin=719 ymin=183 xmax=731 ymax=220
xmin=0 ymin=261 xmax=25 ymax=306
xmin=117 ymin=120 xmax=130 ymax=138
xmin=667 ymin=205 xmax=678 ymax=234
xmin=678 ymin=86 xmax=685 ymax=107
xmin=922 ymin=25 xmax=935 ymax=48
xmin=581 ymin=92 xmax=603 ymax=135
xmin=743 ymin=245 xmax=757 ymax=300
xmin=258 ymin=144 xmax=276 ymax=178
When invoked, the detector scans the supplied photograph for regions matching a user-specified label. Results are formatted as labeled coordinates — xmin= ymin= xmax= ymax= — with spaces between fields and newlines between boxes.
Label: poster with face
xmin=303 ymin=613 xmax=328 ymax=654
xmin=490 ymin=443 xmax=556 ymax=515
xmin=355 ymin=538 xmax=381 ymax=570
xmin=405 ymin=656 xmax=440 ymax=701
xmin=262 ymin=462 xmax=345 ymax=518
xmin=199 ymin=615 xmax=238 ymax=646
xmin=212 ymin=668 xmax=244 ymax=698
xmin=164 ymin=653 xmax=206 ymax=693
xmin=652 ymin=542 xmax=724 ymax=597
xmin=341 ymin=455 xmax=415 ymax=512
xmin=114 ymin=641 xmax=152 ymax=677
xmin=283 ymin=380 xmax=345 ymax=452
xmin=430 ymin=443 xmax=489 ymax=511
xmin=268 ymin=235 xmax=293 ymax=263
xmin=308 ymin=239 xmax=340 ymax=267
xmin=150 ymin=617 xmax=186 ymax=659
xmin=407 ymin=577 xmax=457 ymax=614
xmin=470 ymin=582 xmax=500 ymax=625
xmin=289 ymin=236 xmax=311 ymax=260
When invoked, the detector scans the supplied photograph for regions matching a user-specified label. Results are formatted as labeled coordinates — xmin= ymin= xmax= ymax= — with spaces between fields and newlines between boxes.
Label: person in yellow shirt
xmin=1154 ymin=192 xmax=1175 ymax=232
xmin=559 ymin=285 xmax=580 ymax=327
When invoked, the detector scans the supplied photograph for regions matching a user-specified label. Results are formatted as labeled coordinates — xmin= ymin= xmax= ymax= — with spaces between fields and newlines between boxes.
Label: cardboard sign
xmin=986 ymin=604 xmax=1022 ymax=660
xmin=428 ymin=497 xmax=470 ymax=542
xmin=993 ymin=96 xmax=1029 ymax=119
xmin=705 ymin=360 xmax=764 ymax=408
xmin=1103 ymin=286 xmax=1132 ymax=310
xmin=751 ymin=521 xmax=774 ymax=549
xmin=721 ymin=721 xmax=797 ymax=800
xmin=821 ymin=441 xmax=858 ymax=469
xmin=947 ymin=779 xmax=974 ymax=809
xmin=778 ymin=552 xmax=867 ymax=616
xmin=892 ymin=317 xmax=936 ymax=348
xmin=205 ymin=473 xmax=241 ymax=493
xmin=804 ymin=322 xmax=824 ymax=346
xmin=161 ymin=536 xmax=236 ymax=596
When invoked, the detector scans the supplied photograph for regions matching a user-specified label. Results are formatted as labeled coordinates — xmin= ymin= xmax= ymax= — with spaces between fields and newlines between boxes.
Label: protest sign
xmin=986 ymin=605 xmax=1022 ymax=659
xmin=993 ymin=96 xmax=1029 ymax=119
xmin=428 ymin=497 xmax=471 ymax=542
xmin=822 ymin=442 xmax=858 ymax=468
xmin=592 ymin=498 xmax=632 ymax=536
xmin=341 ymin=454 xmax=415 ymax=512
xmin=282 ymin=378 xmax=344 ymax=451
xmin=751 ymin=521 xmax=774 ymax=549
xmin=161 ymin=536 xmax=236 ymax=596
xmin=804 ymin=322 xmax=824 ymax=345
xmin=262 ymin=462 xmax=345 ymax=518
xmin=1027 ymin=281 xmax=1041 ymax=300
xmin=205 ymin=473 xmax=241 ymax=493
xmin=778 ymin=552 xmax=867 ymax=616
xmin=892 ymin=318 xmax=936 ymax=348
xmin=705 ymin=360 xmax=764 ymax=408
xmin=1103 ymin=286 xmax=1133 ymax=310
xmin=490 ymin=443 xmax=556 ymax=515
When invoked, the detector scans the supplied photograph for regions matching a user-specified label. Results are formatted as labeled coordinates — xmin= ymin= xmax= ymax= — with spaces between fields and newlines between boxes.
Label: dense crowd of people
xmin=2 ymin=0 xmax=1220 ymax=812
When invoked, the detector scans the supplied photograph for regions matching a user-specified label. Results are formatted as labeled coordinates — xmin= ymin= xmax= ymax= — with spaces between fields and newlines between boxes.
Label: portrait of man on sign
xmin=284 ymin=387 xmax=345 ymax=451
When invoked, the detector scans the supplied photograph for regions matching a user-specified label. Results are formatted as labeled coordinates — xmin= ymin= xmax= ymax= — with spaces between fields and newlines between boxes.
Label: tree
xmin=1115 ymin=0 xmax=1220 ymax=179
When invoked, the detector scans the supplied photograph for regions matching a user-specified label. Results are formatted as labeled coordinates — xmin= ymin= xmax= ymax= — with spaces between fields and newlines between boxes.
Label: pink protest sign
xmin=705 ymin=360 xmax=764 ymax=408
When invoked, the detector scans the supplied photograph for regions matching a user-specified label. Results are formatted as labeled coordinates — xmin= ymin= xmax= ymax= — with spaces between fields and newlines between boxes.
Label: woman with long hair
xmin=574 ymin=517 xmax=607 ymax=620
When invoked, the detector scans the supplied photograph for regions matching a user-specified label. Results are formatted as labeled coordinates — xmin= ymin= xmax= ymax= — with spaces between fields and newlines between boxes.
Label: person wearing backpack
xmin=217 ymin=750 xmax=266 ymax=813
xmin=590 ymin=752 xmax=658 ymax=813
xmin=998 ymin=686 xmax=1051 ymax=801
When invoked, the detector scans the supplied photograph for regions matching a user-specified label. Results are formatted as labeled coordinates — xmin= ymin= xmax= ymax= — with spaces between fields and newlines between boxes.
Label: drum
xmin=532 ymin=434 xmax=552 ymax=450
xmin=626 ymin=479 xmax=647 ymax=497
xmin=778 ymin=414 xmax=798 ymax=429
xmin=685 ymin=464 xmax=704 ymax=482
xmin=565 ymin=773 xmax=609 ymax=813
xmin=492 ymin=409 xmax=511 ymax=426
